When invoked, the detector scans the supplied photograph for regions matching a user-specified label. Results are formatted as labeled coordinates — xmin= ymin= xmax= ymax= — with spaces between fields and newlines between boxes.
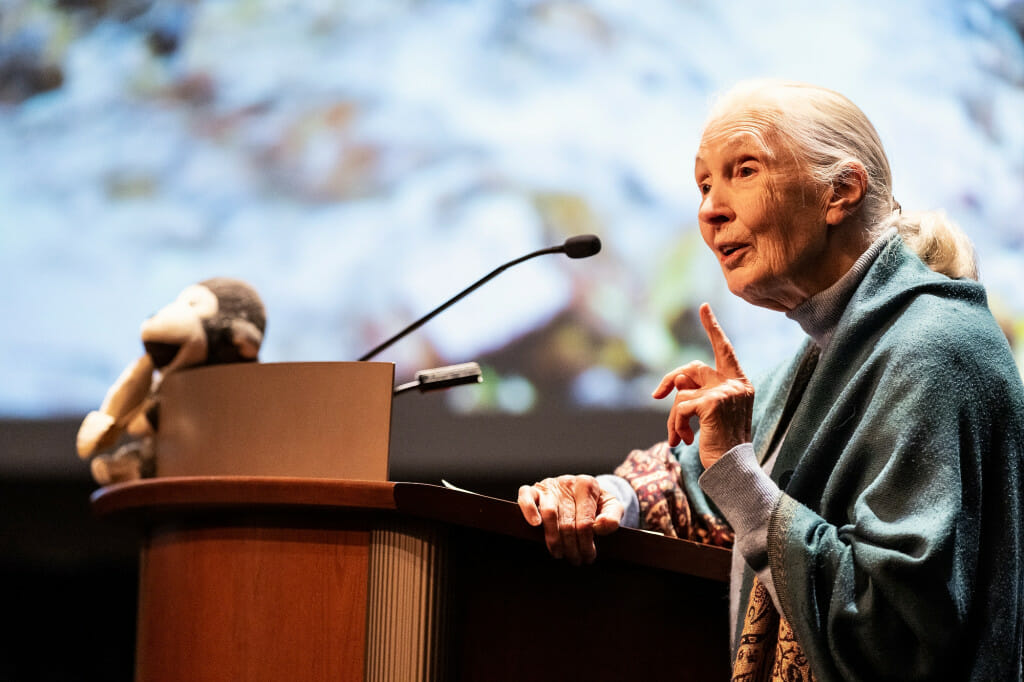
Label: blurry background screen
xmin=3 ymin=0 xmax=1023 ymax=419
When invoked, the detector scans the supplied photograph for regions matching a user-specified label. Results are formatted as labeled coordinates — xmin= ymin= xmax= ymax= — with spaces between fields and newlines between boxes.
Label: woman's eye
xmin=737 ymin=165 xmax=755 ymax=178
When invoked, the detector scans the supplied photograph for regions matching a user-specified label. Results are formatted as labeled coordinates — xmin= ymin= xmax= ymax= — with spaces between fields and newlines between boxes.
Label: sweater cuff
xmin=595 ymin=474 xmax=640 ymax=529
xmin=698 ymin=443 xmax=782 ymax=558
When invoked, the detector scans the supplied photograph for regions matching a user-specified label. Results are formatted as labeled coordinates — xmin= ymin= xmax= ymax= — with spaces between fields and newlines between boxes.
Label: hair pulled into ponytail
xmin=883 ymin=210 xmax=978 ymax=280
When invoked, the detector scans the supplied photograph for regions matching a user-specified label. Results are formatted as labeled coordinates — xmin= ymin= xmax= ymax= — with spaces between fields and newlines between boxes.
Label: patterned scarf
xmin=732 ymin=579 xmax=815 ymax=682
xmin=613 ymin=441 xmax=733 ymax=546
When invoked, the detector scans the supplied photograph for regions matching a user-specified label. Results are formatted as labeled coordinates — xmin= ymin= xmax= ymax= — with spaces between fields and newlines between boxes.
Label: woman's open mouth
xmin=718 ymin=243 xmax=748 ymax=265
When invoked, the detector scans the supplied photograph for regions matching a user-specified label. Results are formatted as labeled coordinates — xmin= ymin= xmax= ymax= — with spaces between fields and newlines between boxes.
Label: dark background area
xmin=0 ymin=401 xmax=667 ymax=681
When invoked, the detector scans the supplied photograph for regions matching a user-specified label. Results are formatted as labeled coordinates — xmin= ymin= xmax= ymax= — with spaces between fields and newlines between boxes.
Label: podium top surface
xmin=92 ymin=476 xmax=731 ymax=583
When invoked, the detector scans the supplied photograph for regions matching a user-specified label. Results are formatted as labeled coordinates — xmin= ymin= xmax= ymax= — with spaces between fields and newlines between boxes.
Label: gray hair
xmin=701 ymin=79 xmax=978 ymax=280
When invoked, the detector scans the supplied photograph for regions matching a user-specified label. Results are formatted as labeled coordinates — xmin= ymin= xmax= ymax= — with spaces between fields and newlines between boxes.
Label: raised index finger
xmin=699 ymin=303 xmax=746 ymax=379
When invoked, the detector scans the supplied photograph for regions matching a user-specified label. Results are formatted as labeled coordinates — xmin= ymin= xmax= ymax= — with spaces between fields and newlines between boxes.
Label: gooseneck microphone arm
xmin=358 ymin=234 xmax=601 ymax=361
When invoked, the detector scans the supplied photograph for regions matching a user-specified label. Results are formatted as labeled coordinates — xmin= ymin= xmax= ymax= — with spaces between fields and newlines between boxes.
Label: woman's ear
xmin=825 ymin=162 xmax=868 ymax=226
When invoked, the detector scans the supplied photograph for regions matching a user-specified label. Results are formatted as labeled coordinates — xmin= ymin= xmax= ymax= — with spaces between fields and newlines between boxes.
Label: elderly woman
xmin=518 ymin=80 xmax=1024 ymax=681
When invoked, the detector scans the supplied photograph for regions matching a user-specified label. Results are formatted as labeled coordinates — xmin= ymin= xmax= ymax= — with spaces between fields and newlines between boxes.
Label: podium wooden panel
xmin=156 ymin=362 xmax=395 ymax=480
xmin=93 ymin=477 xmax=732 ymax=681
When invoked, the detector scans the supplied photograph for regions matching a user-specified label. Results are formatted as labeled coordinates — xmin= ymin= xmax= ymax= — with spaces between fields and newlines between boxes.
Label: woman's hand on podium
xmin=517 ymin=475 xmax=624 ymax=566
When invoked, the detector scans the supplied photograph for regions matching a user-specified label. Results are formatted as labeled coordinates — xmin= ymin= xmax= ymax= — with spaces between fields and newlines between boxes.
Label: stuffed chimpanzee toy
xmin=77 ymin=277 xmax=266 ymax=485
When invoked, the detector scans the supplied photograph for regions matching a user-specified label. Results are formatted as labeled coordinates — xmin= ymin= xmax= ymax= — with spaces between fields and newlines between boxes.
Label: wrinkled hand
xmin=517 ymin=475 xmax=624 ymax=565
xmin=652 ymin=303 xmax=754 ymax=468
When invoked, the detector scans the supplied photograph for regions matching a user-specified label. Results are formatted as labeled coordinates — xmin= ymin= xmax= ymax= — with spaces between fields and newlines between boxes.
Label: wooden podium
xmin=93 ymin=477 xmax=732 ymax=681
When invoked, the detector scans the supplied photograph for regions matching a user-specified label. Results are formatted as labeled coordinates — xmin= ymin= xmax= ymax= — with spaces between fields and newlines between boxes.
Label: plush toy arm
xmin=76 ymin=354 xmax=155 ymax=458
xmin=125 ymin=397 xmax=157 ymax=438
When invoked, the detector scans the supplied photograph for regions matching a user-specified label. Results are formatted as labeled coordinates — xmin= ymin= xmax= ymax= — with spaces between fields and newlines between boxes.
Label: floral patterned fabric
xmin=613 ymin=440 xmax=733 ymax=545
xmin=732 ymin=578 xmax=815 ymax=682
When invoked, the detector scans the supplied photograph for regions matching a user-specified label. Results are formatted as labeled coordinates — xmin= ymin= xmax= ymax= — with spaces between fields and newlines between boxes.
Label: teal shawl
xmin=714 ymin=235 xmax=1024 ymax=681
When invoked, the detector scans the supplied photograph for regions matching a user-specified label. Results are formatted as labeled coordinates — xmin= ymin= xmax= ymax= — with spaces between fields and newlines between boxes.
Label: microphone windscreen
xmin=562 ymin=234 xmax=602 ymax=259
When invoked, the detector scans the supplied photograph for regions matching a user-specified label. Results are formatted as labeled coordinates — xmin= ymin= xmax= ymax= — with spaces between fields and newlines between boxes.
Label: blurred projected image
xmin=2 ymin=0 xmax=1023 ymax=417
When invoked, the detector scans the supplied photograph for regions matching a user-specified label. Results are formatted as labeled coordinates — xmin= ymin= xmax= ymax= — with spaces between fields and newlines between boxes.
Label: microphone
xmin=358 ymin=234 xmax=602 ymax=361
xmin=561 ymin=234 xmax=602 ymax=259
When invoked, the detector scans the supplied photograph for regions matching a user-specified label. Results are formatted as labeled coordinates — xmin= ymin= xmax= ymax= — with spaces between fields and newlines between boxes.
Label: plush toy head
xmin=77 ymin=277 xmax=266 ymax=484
xmin=142 ymin=277 xmax=266 ymax=376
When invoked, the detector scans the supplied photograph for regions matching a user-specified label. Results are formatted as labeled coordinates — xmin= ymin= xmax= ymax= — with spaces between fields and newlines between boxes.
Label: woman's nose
xmin=698 ymin=187 xmax=734 ymax=226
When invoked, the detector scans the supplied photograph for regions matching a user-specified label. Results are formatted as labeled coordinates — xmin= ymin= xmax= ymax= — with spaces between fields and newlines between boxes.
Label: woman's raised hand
xmin=517 ymin=475 xmax=624 ymax=565
xmin=652 ymin=303 xmax=754 ymax=468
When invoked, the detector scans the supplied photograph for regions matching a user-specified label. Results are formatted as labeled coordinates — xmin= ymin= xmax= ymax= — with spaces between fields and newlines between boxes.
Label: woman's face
xmin=694 ymin=124 xmax=835 ymax=311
